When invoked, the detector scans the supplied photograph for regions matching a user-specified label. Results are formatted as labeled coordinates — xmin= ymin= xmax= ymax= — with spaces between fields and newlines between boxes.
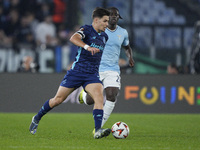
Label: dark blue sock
xmin=93 ymin=109 xmax=103 ymax=132
xmin=34 ymin=99 xmax=52 ymax=122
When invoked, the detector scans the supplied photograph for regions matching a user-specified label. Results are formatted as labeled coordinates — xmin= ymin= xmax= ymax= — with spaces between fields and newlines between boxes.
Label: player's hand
xmin=129 ymin=58 xmax=135 ymax=67
xmin=87 ymin=47 xmax=100 ymax=55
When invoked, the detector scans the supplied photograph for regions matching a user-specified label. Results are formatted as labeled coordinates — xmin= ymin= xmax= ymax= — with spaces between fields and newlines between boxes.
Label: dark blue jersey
xmin=71 ymin=25 xmax=108 ymax=75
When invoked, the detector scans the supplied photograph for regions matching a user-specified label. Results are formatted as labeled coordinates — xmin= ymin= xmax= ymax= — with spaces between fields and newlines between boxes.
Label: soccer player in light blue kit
xmin=79 ymin=7 xmax=134 ymax=129
xmin=29 ymin=7 xmax=112 ymax=139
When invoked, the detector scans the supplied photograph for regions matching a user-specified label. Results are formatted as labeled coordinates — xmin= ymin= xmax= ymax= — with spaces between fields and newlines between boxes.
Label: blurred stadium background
xmin=0 ymin=0 xmax=200 ymax=74
xmin=0 ymin=0 xmax=200 ymax=114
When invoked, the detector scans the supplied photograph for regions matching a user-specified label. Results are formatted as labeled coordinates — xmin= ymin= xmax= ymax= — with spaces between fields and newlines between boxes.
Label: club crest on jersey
xmin=117 ymin=35 xmax=121 ymax=40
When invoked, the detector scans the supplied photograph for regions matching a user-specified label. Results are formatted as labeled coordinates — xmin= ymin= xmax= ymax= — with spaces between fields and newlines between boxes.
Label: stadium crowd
xmin=0 ymin=0 xmax=71 ymax=49
xmin=0 ymin=0 xmax=200 ymax=74
xmin=0 ymin=0 xmax=83 ymax=72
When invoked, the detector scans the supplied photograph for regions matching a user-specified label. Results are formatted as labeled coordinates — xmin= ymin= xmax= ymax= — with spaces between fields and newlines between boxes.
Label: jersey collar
xmin=91 ymin=25 xmax=102 ymax=35
xmin=106 ymin=25 xmax=118 ymax=32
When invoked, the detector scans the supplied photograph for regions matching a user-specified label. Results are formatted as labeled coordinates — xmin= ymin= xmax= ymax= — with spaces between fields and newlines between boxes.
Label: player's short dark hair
xmin=107 ymin=7 xmax=123 ymax=19
xmin=92 ymin=7 xmax=110 ymax=19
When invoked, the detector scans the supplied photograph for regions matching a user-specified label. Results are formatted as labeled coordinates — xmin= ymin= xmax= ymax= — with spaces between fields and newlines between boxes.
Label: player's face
xmin=109 ymin=9 xmax=120 ymax=25
xmin=97 ymin=16 xmax=109 ymax=32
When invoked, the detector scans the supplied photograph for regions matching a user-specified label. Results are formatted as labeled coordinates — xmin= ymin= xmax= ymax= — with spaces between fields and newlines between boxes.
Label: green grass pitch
xmin=0 ymin=113 xmax=200 ymax=150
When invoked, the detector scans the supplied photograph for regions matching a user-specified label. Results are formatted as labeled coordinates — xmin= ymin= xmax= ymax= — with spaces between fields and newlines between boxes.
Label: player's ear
xmin=94 ymin=17 xmax=99 ymax=23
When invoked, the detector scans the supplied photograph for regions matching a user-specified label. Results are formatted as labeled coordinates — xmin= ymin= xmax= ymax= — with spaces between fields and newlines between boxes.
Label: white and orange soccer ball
xmin=111 ymin=121 xmax=130 ymax=139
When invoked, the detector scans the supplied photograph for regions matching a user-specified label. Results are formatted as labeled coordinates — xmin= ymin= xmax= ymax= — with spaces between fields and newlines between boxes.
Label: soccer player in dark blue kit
xmin=29 ymin=7 xmax=111 ymax=139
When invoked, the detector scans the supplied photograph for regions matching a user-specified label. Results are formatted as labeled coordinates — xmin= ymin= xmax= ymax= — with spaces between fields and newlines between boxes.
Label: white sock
xmin=82 ymin=90 xmax=88 ymax=105
xmin=101 ymin=100 xmax=115 ymax=127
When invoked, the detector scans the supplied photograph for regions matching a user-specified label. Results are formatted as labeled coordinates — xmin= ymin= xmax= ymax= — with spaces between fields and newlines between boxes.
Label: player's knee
xmin=93 ymin=91 xmax=103 ymax=100
xmin=106 ymin=87 xmax=119 ymax=102
xmin=106 ymin=92 xmax=118 ymax=102
xmin=93 ymin=94 xmax=104 ymax=105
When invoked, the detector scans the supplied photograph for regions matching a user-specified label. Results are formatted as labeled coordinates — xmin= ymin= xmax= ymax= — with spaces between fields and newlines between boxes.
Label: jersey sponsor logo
xmin=90 ymin=43 xmax=104 ymax=51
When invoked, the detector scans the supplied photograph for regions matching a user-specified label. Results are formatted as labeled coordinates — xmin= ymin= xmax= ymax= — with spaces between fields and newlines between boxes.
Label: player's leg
xmin=85 ymin=83 xmax=111 ymax=139
xmin=85 ymin=83 xmax=104 ymax=129
xmin=29 ymin=86 xmax=74 ymax=134
xmin=100 ymin=71 xmax=120 ymax=127
xmin=101 ymin=87 xmax=119 ymax=127
xmin=79 ymin=89 xmax=95 ymax=105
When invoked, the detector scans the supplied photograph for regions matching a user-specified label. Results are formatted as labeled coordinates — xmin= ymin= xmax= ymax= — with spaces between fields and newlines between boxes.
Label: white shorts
xmin=99 ymin=71 xmax=121 ymax=89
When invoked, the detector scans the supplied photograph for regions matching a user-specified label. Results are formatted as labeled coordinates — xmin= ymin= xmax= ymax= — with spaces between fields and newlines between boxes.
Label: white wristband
xmin=84 ymin=44 xmax=90 ymax=50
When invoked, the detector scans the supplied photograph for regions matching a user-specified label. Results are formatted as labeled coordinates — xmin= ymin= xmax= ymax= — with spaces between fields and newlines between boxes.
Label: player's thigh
xmin=50 ymin=86 xmax=75 ymax=107
xmin=85 ymin=83 xmax=103 ymax=101
xmin=54 ymin=86 xmax=75 ymax=101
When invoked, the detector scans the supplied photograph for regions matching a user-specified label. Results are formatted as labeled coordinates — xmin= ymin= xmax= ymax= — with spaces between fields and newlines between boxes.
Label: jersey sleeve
xmin=122 ymin=29 xmax=129 ymax=46
xmin=76 ymin=25 xmax=90 ymax=40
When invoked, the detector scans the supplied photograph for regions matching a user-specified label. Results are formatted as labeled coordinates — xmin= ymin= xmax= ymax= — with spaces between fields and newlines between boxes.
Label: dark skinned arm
xmin=122 ymin=44 xmax=135 ymax=67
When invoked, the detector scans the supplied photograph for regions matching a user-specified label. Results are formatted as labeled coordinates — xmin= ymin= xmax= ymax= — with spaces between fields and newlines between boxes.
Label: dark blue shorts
xmin=60 ymin=70 xmax=102 ymax=89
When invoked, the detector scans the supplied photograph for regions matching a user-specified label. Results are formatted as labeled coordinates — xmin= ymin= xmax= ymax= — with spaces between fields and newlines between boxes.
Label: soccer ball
xmin=111 ymin=121 xmax=130 ymax=139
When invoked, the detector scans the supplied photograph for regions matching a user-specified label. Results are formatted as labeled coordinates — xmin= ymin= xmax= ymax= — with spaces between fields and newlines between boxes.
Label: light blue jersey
xmin=99 ymin=25 xmax=129 ymax=74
